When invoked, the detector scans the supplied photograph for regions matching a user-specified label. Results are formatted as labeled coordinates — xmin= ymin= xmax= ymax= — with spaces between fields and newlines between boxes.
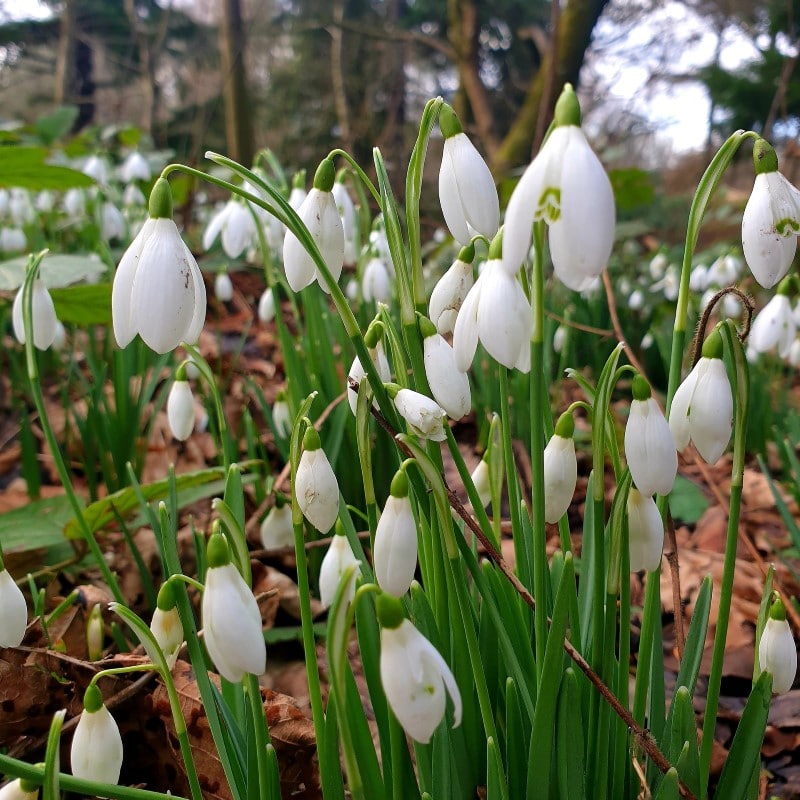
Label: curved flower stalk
xmin=627 ymin=488 xmax=664 ymax=573
xmin=437 ymin=104 xmax=499 ymax=245
xmin=543 ymin=412 xmax=578 ymax=524
xmin=0 ymin=567 xmax=27 ymax=647
xmin=748 ymin=278 xmax=796 ymax=357
xmin=318 ymin=525 xmax=360 ymax=609
xmin=373 ymin=470 xmax=418 ymax=597
xmin=202 ymin=532 xmax=267 ymax=683
xmin=388 ymin=384 xmax=447 ymax=442
xmin=283 ymin=159 xmax=344 ymax=293
xmin=260 ymin=495 xmax=294 ymax=550
xmin=758 ymin=598 xmax=797 ymax=694
xmin=742 ymin=138 xmax=800 ymax=288
xmin=203 ymin=199 xmax=256 ymax=259
xmin=624 ymin=375 xmax=677 ymax=497
xmin=669 ymin=329 xmax=732 ymax=463
xmin=376 ymin=592 xmax=462 ymax=744
xmin=420 ymin=315 xmax=471 ymax=420
xmin=502 ymin=83 xmax=615 ymax=291
xmin=112 ymin=177 xmax=206 ymax=353
xmin=428 ymin=243 xmax=476 ymax=335
xmin=70 ymin=684 xmax=123 ymax=784
xmin=295 ymin=427 xmax=340 ymax=532
xmin=12 ymin=279 xmax=58 ymax=350
xmin=167 ymin=365 xmax=196 ymax=442
xmin=347 ymin=321 xmax=392 ymax=416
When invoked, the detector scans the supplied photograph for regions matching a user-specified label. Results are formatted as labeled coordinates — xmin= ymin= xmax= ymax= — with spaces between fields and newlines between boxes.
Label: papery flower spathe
xmin=374 ymin=471 xmax=418 ymax=597
xmin=203 ymin=200 xmax=256 ymax=259
xmin=70 ymin=684 xmax=124 ymax=784
xmin=12 ymin=278 xmax=58 ymax=350
xmin=428 ymin=244 xmax=475 ymax=335
xmin=438 ymin=104 xmax=499 ymax=244
xmin=421 ymin=316 xmax=471 ymax=420
xmin=260 ymin=496 xmax=294 ymax=550
xmin=318 ymin=527 xmax=360 ymax=609
xmin=295 ymin=427 xmax=340 ymax=532
xmin=749 ymin=282 xmax=797 ymax=358
xmin=390 ymin=386 xmax=447 ymax=442
xmin=377 ymin=593 xmax=462 ymax=744
xmin=624 ymin=375 xmax=677 ymax=497
xmin=742 ymin=139 xmax=800 ymax=288
xmin=202 ymin=532 xmax=267 ymax=683
xmin=0 ymin=568 xmax=27 ymax=647
xmin=502 ymin=84 xmax=615 ymax=290
xmin=283 ymin=159 xmax=344 ymax=293
xmin=167 ymin=370 xmax=195 ymax=441
xmin=543 ymin=413 xmax=578 ymax=524
xmin=759 ymin=599 xmax=797 ymax=694
xmin=627 ymin=488 xmax=664 ymax=573
xmin=112 ymin=178 xmax=206 ymax=353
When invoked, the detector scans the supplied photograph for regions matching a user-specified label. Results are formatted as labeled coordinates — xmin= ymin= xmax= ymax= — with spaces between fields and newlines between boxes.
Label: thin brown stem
xmin=663 ymin=510 xmax=685 ymax=659
xmin=602 ymin=270 xmax=649 ymax=379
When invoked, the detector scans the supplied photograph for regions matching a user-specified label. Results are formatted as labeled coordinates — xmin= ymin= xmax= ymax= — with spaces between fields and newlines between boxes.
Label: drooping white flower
xmin=203 ymin=200 xmax=256 ymax=259
xmin=332 ymin=181 xmax=358 ymax=264
xmin=347 ymin=325 xmax=392 ymax=415
xmin=9 ymin=190 xmax=33 ymax=226
xmin=318 ymin=530 xmax=360 ymax=609
xmin=100 ymin=201 xmax=127 ymax=242
xmin=422 ymin=320 xmax=471 ymax=420
xmin=119 ymin=151 xmax=152 ymax=183
xmin=502 ymin=84 xmax=615 ymax=290
xmin=749 ymin=290 xmax=796 ymax=358
xmin=626 ymin=488 xmax=664 ymax=573
xmin=283 ymin=159 xmax=344 ymax=293
xmin=260 ymin=499 xmax=294 ymax=550
xmin=167 ymin=375 xmax=195 ymax=441
xmin=470 ymin=457 xmax=492 ymax=509
xmin=70 ymin=685 xmax=124 ymax=784
xmin=0 ymin=226 xmax=26 ymax=252
xmin=428 ymin=246 xmax=475 ymax=336
xmin=437 ymin=105 xmax=499 ymax=244
xmin=35 ymin=190 xmax=55 ymax=213
xmin=272 ymin=391 xmax=292 ymax=439
xmin=295 ymin=428 xmax=340 ymax=532
xmin=453 ymin=258 xmax=531 ymax=373
xmin=669 ymin=337 xmax=732 ymax=463
xmin=689 ymin=264 xmax=708 ymax=292
xmin=0 ymin=568 xmax=27 ymax=647
xmin=377 ymin=594 xmax=462 ymax=744
xmin=147 ymin=581 xmax=183 ymax=669
xmin=391 ymin=387 xmax=447 ymax=442
xmin=214 ymin=270 xmax=234 ymax=303
xmin=202 ymin=533 xmax=267 ymax=683
xmin=82 ymin=155 xmax=109 ymax=186
xmin=362 ymin=256 xmax=392 ymax=303
xmin=759 ymin=601 xmax=797 ymax=695
xmin=12 ymin=279 xmax=58 ymax=350
xmin=624 ymin=376 xmax=677 ymax=497
xmin=112 ymin=178 xmax=206 ymax=353
xmin=122 ymin=182 xmax=146 ymax=209
xmin=629 ymin=289 xmax=644 ymax=311
xmin=258 ymin=287 xmax=276 ymax=323
xmin=52 ymin=320 xmax=67 ymax=351
xmin=374 ymin=471 xmax=418 ymax=597
xmin=63 ymin=188 xmax=85 ymax=219
xmin=649 ymin=253 xmax=668 ymax=280
xmin=543 ymin=414 xmax=578 ymax=524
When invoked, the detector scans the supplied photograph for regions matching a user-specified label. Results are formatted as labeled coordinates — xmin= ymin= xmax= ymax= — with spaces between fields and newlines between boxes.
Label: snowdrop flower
xmin=318 ymin=526 xmax=360 ymax=609
xmin=503 ymin=84 xmax=615 ymax=291
xmin=669 ymin=332 xmax=732 ymax=463
xmin=119 ymin=151 xmax=152 ymax=183
xmin=10 ymin=190 xmax=33 ymax=226
xmin=347 ymin=322 xmax=392 ymax=415
xmin=749 ymin=282 xmax=796 ymax=358
xmin=167 ymin=368 xmax=195 ymax=441
xmin=214 ymin=270 xmax=234 ymax=302
xmin=0 ymin=568 xmax=27 ymax=647
xmin=421 ymin=317 xmax=471 ymax=420
xmin=627 ymin=488 xmax=664 ymax=573
xmin=0 ymin=226 xmax=26 ymax=252
xmin=283 ymin=159 xmax=344 ymax=293
xmin=82 ymin=155 xmax=109 ymax=186
xmin=389 ymin=385 xmax=447 ymax=442
xmin=52 ymin=320 xmax=67 ymax=351
xmin=543 ymin=413 xmax=578 ymax=524
xmin=453 ymin=247 xmax=531 ymax=373
xmin=203 ymin=200 xmax=255 ymax=259
xmin=202 ymin=532 xmax=267 ymax=683
xmin=332 ymin=180 xmax=358 ymax=264
xmin=722 ymin=294 xmax=742 ymax=318
xmin=742 ymin=138 xmax=800 ymax=288
xmin=0 ymin=189 xmax=9 ymax=217
xmin=122 ymin=182 xmax=146 ymax=209
xmin=13 ymin=279 xmax=58 ymax=350
xmin=288 ymin=173 xmax=307 ymax=211
xmin=374 ymin=471 xmax=418 ymax=597
xmin=553 ymin=324 xmax=567 ymax=353
xmin=629 ymin=289 xmax=644 ymax=311
xmin=759 ymin=598 xmax=797 ymax=694
xmin=86 ymin=604 xmax=104 ymax=661
xmin=63 ymin=188 xmax=85 ymax=219
xmin=272 ymin=390 xmax=292 ymax=438
xmin=112 ymin=178 xmax=206 ymax=353
xmin=690 ymin=264 xmax=708 ymax=292
xmin=362 ymin=256 xmax=392 ymax=303
xmin=470 ymin=457 xmax=492 ymax=509
xmin=101 ymin=201 xmax=126 ymax=242
xmin=148 ymin=581 xmax=183 ymax=669
xmin=377 ymin=593 xmax=462 ymax=744
xmin=649 ymin=253 xmax=668 ymax=280
xmin=624 ymin=375 xmax=677 ymax=496
xmin=70 ymin=684 xmax=124 ymax=784
xmin=652 ymin=266 xmax=679 ymax=301
xmin=788 ymin=338 xmax=800 ymax=367
xmin=258 ymin=287 xmax=276 ymax=323
xmin=641 ymin=332 xmax=654 ymax=349
xmin=260 ymin=496 xmax=294 ymax=550
xmin=295 ymin=427 xmax=340 ymax=532
xmin=35 ymin=190 xmax=55 ymax=213
xmin=428 ymin=244 xmax=475 ymax=335
xmin=0 ymin=778 xmax=38 ymax=800
xmin=438 ymin=104 xmax=499 ymax=244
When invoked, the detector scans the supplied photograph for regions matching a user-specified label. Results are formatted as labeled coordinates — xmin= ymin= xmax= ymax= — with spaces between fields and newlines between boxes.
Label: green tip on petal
xmin=458 ymin=242 xmax=476 ymax=264
xmin=175 ymin=362 xmax=189 ymax=382
xmin=375 ymin=591 xmax=405 ymax=629
xmin=206 ymin=531 xmax=232 ymax=569
xmin=439 ymin=104 xmax=463 ymax=139
xmin=364 ymin=320 xmax=385 ymax=349
xmin=313 ymin=159 xmax=336 ymax=192
xmin=701 ymin=328 xmax=724 ymax=360
xmin=334 ymin=518 xmax=347 ymax=537
xmin=554 ymin=83 xmax=581 ymax=127
xmin=390 ymin=469 xmax=409 ymax=498
xmin=769 ymin=597 xmax=787 ymax=621
xmin=631 ymin=374 xmax=651 ymax=401
xmin=554 ymin=411 xmax=575 ymax=439
xmin=302 ymin=426 xmax=322 ymax=451
xmin=276 ymin=388 xmax=287 ymax=401
xmin=156 ymin=579 xmax=178 ymax=611
xmin=753 ymin=138 xmax=779 ymax=175
xmin=488 ymin=228 xmax=503 ymax=260
xmin=417 ymin=314 xmax=437 ymax=339
xmin=83 ymin=683 xmax=104 ymax=713
xmin=291 ymin=170 xmax=306 ymax=189
xmin=274 ymin=492 xmax=288 ymax=509
xmin=148 ymin=177 xmax=174 ymax=219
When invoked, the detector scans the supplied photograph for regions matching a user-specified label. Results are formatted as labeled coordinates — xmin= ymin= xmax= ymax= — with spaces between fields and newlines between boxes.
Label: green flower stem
xmin=43 ymin=708 xmax=65 ymax=800
xmin=244 ymin=673 xmax=271 ymax=800
xmin=19 ymin=253 xmax=125 ymax=604
xmin=88 ymin=663 xmax=160 ymax=688
xmin=327 ymin=149 xmax=381 ymax=205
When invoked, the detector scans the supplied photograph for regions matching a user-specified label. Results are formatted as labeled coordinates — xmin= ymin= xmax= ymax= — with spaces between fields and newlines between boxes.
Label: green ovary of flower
xmin=537 ymin=187 xmax=561 ymax=223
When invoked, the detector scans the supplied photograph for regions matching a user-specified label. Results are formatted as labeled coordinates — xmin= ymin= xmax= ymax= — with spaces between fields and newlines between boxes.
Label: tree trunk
xmin=219 ymin=0 xmax=254 ymax=166
xmin=54 ymin=0 xmax=76 ymax=107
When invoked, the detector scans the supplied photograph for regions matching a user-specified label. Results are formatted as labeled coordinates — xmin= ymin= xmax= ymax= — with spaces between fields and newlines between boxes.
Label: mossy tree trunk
xmin=220 ymin=0 xmax=254 ymax=167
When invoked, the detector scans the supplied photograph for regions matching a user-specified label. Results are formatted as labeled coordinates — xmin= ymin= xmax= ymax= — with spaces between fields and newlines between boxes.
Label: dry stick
xmin=543 ymin=309 xmax=615 ymax=339
xmin=602 ymin=269 xmax=649 ymax=379
xmin=365 ymin=398 xmax=696 ymax=800
xmin=663 ymin=510 xmax=685 ymax=659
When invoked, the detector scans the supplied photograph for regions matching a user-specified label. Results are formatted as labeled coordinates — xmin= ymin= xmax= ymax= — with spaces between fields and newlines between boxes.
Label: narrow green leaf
xmin=753 ymin=565 xmax=775 ymax=683
xmin=486 ymin=738 xmax=503 ymax=800
xmin=0 ymin=495 xmax=73 ymax=552
xmin=0 ymin=146 xmax=94 ymax=189
xmin=652 ymin=768 xmax=679 ymax=800
xmin=556 ymin=668 xmax=585 ymax=800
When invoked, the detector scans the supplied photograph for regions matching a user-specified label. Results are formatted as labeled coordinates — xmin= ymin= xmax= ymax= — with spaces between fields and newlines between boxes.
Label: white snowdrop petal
xmin=625 ymin=398 xmax=677 ymax=497
xmin=627 ymin=489 xmax=664 ymax=573
xmin=373 ymin=495 xmax=418 ymax=597
xmin=438 ymin=142 xmax=471 ymax=245
xmin=295 ymin=449 xmax=340 ymax=532
xmin=543 ymin=435 xmax=577 ymax=524
xmin=423 ymin=335 xmax=471 ymax=419
xmin=0 ymin=569 xmax=27 ymax=647
xmin=452 ymin=272 xmax=483 ymax=372
xmin=260 ymin=504 xmax=294 ymax=550
xmin=477 ymin=266 xmax=530 ymax=370
xmin=318 ymin=535 xmax=360 ymax=609
xmin=167 ymin=381 xmax=195 ymax=441
xmin=429 ymin=259 xmax=474 ymax=336
xmin=759 ymin=617 xmax=797 ymax=694
xmin=70 ymin=705 xmax=124 ymax=784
